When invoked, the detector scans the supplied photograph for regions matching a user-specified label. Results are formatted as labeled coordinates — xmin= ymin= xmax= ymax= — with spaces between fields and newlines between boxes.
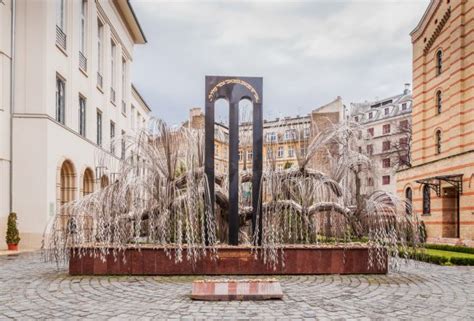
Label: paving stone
xmin=0 ymin=252 xmax=472 ymax=319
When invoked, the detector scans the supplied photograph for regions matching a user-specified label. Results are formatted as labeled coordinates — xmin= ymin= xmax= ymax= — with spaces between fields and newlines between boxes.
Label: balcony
xmin=79 ymin=51 xmax=87 ymax=72
xmin=56 ymin=25 xmax=67 ymax=50
xmin=97 ymin=72 xmax=103 ymax=89
xmin=110 ymin=88 xmax=116 ymax=104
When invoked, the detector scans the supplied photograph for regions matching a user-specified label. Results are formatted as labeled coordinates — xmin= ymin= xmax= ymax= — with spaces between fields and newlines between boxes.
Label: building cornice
xmin=131 ymin=84 xmax=152 ymax=113
xmin=410 ymin=0 xmax=441 ymax=42
xmin=113 ymin=0 xmax=147 ymax=44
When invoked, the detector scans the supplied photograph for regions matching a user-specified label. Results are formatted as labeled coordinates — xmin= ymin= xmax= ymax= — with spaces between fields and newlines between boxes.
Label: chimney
xmin=404 ymin=83 xmax=411 ymax=94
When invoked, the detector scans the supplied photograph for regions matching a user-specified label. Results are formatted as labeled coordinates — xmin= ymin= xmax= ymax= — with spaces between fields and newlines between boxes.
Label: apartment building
xmin=350 ymin=86 xmax=413 ymax=195
xmin=187 ymin=97 xmax=344 ymax=174
xmin=397 ymin=0 xmax=474 ymax=242
xmin=0 ymin=0 xmax=152 ymax=249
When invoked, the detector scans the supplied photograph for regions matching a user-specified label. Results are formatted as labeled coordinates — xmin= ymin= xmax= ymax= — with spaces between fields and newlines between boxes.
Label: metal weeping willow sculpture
xmin=43 ymin=76 xmax=424 ymax=272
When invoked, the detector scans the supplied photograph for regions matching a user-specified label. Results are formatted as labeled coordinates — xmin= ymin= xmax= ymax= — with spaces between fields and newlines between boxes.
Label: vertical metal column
xmin=228 ymin=101 xmax=240 ymax=245
xmin=204 ymin=100 xmax=215 ymax=245
xmin=252 ymin=102 xmax=263 ymax=244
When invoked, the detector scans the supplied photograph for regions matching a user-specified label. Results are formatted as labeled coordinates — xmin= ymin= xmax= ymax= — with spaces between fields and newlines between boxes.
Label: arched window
xmin=59 ymin=160 xmax=77 ymax=208
xmin=435 ymin=130 xmax=442 ymax=154
xmin=405 ymin=187 xmax=412 ymax=215
xmin=436 ymin=90 xmax=442 ymax=114
xmin=422 ymin=185 xmax=431 ymax=214
xmin=436 ymin=50 xmax=442 ymax=75
xmin=83 ymin=168 xmax=94 ymax=196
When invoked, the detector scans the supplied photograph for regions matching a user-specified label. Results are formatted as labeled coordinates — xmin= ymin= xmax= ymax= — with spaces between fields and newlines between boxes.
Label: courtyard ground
xmin=0 ymin=252 xmax=473 ymax=320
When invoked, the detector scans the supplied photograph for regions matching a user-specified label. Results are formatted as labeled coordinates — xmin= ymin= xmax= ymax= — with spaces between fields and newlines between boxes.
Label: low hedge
xmin=397 ymin=249 xmax=474 ymax=266
xmin=425 ymin=243 xmax=474 ymax=255
xmin=449 ymin=256 xmax=474 ymax=266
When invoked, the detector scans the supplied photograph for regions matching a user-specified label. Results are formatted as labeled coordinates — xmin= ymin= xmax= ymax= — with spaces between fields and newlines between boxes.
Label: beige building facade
xmin=0 ymin=0 xmax=152 ymax=249
xmin=397 ymin=0 xmax=474 ymax=242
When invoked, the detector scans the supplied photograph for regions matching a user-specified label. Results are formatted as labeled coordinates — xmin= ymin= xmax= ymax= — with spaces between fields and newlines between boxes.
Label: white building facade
xmin=349 ymin=86 xmax=412 ymax=195
xmin=0 ymin=0 xmax=152 ymax=249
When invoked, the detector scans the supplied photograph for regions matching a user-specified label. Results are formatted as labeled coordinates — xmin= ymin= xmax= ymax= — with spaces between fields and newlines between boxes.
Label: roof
xmin=114 ymin=0 xmax=147 ymax=44
xmin=131 ymin=84 xmax=152 ymax=113
xmin=410 ymin=0 xmax=440 ymax=42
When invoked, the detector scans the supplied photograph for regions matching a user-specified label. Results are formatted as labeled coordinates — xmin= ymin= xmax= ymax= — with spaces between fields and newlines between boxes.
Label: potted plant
xmin=6 ymin=212 xmax=20 ymax=251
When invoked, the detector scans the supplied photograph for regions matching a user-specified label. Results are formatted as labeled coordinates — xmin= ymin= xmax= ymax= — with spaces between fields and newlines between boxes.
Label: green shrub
xmin=449 ymin=257 xmax=474 ymax=266
xmin=6 ymin=212 xmax=20 ymax=245
xmin=425 ymin=243 xmax=474 ymax=255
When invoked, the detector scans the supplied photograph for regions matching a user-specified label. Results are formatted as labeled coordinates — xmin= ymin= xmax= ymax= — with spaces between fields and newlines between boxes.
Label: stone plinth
xmin=69 ymin=245 xmax=388 ymax=275
xmin=191 ymin=279 xmax=283 ymax=301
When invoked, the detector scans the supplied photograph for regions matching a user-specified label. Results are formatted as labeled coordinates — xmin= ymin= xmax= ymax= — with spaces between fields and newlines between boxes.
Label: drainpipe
xmin=9 ymin=0 xmax=16 ymax=212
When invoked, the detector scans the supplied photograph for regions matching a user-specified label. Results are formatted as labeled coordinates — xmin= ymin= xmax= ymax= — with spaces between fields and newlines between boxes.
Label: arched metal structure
xmin=205 ymin=76 xmax=263 ymax=245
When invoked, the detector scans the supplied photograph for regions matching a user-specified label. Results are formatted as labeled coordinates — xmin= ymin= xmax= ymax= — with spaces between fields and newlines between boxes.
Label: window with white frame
xmin=110 ymin=40 xmax=116 ymax=102
xmin=121 ymin=130 xmax=126 ymax=159
xmin=80 ymin=0 xmax=87 ymax=54
xmin=110 ymin=121 xmax=115 ymax=155
xmin=121 ymin=57 xmax=127 ymax=114
xmin=288 ymin=147 xmax=295 ymax=157
xmin=79 ymin=95 xmax=86 ymax=136
xmin=277 ymin=146 xmax=284 ymax=158
xmin=97 ymin=19 xmax=103 ymax=83
xmin=56 ymin=75 xmax=66 ymax=124
xmin=266 ymin=132 xmax=277 ymax=142
xmin=96 ymin=109 xmax=102 ymax=146
xmin=284 ymin=129 xmax=296 ymax=141
xmin=56 ymin=0 xmax=66 ymax=31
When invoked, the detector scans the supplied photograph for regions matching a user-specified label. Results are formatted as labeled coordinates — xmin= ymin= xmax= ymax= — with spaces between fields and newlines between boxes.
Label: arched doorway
xmin=83 ymin=168 xmax=94 ymax=196
xmin=59 ymin=160 xmax=77 ymax=207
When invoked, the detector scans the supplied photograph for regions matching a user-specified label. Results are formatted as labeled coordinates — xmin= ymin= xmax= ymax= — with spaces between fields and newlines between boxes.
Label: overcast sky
xmin=131 ymin=0 xmax=429 ymax=125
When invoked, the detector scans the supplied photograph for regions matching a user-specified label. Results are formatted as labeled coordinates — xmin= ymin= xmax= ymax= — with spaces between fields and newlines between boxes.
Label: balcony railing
xmin=79 ymin=51 xmax=87 ymax=71
xmin=97 ymin=72 xmax=103 ymax=89
xmin=56 ymin=25 xmax=67 ymax=50
xmin=110 ymin=88 xmax=116 ymax=104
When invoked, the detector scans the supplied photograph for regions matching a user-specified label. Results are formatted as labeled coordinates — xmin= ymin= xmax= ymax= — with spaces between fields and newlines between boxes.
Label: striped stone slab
xmin=191 ymin=279 xmax=283 ymax=301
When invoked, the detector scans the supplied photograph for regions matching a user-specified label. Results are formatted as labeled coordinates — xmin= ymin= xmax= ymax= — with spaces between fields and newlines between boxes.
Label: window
xmin=367 ymin=128 xmax=374 ymax=137
xmin=382 ymin=141 xmax=391 ymax=151
xmin=56 ymin=0 xmax=66 ymax=31
xmin=121 ymin=58 xmax=127 ymax=114
xmin=436 ymin=90 xmax=442 ymax=114
xmin=383 ymin=124 xmax=391 ymax=134
xmin=303 ymin=127 xmax=310 ymax=138
xmin=358 ymin=146 xmax=362 ymax=153
xmin=247 ymin=150 xmax=253 ymax=160
xmin=400 ymin=120 xmax=408 ymax=130
xmin=79 ymin=96 xmax=86 ymax=136
xmin=402 ymin=103 xmax=407 ymax=111
xmin=399 ymin=137 xmax=408 ymax=147
xmin=97 ymin=19 xmax=103 ymax=86
xmin=80 ymin=0 xmax=87 ymax=54
xmin=384 ymin=108 xmax=389 ymax=116
xmin=137 ymin=112 xmax=141 ymax=129
xmin=266 ymin=148 xmax=273 ymax=158
xmin=288 ymin=147 xmax=295 ymax=158
xmin=423 ymin=184 xmax=431 ymax=214
xmin=277 ymin=146 xmax=284 ymax=158
xmin=368 ymin=112 xmax=373 ymax=119
xmin=354 ymin=116 xmax=359 ymax=122
xmin=110 ymin=41 xmax=116 ymax=102
xmin=366 ymin=144 xmax=373 ymax=155
xmin=367 ymin=177 xmax=374 ymax=186
xmin=382 ymin=175 xmax=390 ymax=185
xmin=284 ymin=130 xmax=296 ymax=141
xmin=435 ymin=130 xmax=442 ymax=154
xmin=405 ymin=187 xmax=412 ymax=215
xmin=121 ymin=130 xmax=126 ymax=159
xmin=96 ymin=109 xmax=102 ymax=146
xmin=300 ymin=145 xmax=307 ymax=156
xmin=110 ymin=121 xmax=115 ymax=155
xmin=436 ymin=50 xmax=442 ymax=76
xmin=131 ymin=105 xmax=136 ymax=129
xmin=238 ymin=150 xmax=243 ymax=161
xmin=382 ymin=158 xmax=390 ymax=168
xmin=56 ymin=76 xmax=65 ymax=124
xmin=266 ymin=132 xmax=276 ymax=142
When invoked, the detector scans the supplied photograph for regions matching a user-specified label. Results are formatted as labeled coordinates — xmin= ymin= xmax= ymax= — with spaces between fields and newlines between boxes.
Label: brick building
xmin=397 ymin=0 xmax=474 ymax=243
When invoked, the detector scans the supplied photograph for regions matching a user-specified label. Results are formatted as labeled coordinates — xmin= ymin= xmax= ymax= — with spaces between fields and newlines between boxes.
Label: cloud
xmin=131 ymin=0 xmax=429 ymax=124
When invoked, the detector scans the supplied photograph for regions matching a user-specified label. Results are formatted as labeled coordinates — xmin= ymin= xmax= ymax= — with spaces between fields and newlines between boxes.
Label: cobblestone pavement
xmin=0 ymin=253 xmax=473 ymax=320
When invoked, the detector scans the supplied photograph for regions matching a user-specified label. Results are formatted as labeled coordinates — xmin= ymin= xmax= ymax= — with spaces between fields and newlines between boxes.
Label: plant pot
xmin=7 ymin=244 xmax=18 ymax=251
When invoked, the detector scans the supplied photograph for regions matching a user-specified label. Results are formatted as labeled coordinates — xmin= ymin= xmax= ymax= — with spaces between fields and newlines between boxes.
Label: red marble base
xmin=69 ymin=245 xmax=387 ymax=275
xmin=191 ymin=279 xmax=283 ymax=301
